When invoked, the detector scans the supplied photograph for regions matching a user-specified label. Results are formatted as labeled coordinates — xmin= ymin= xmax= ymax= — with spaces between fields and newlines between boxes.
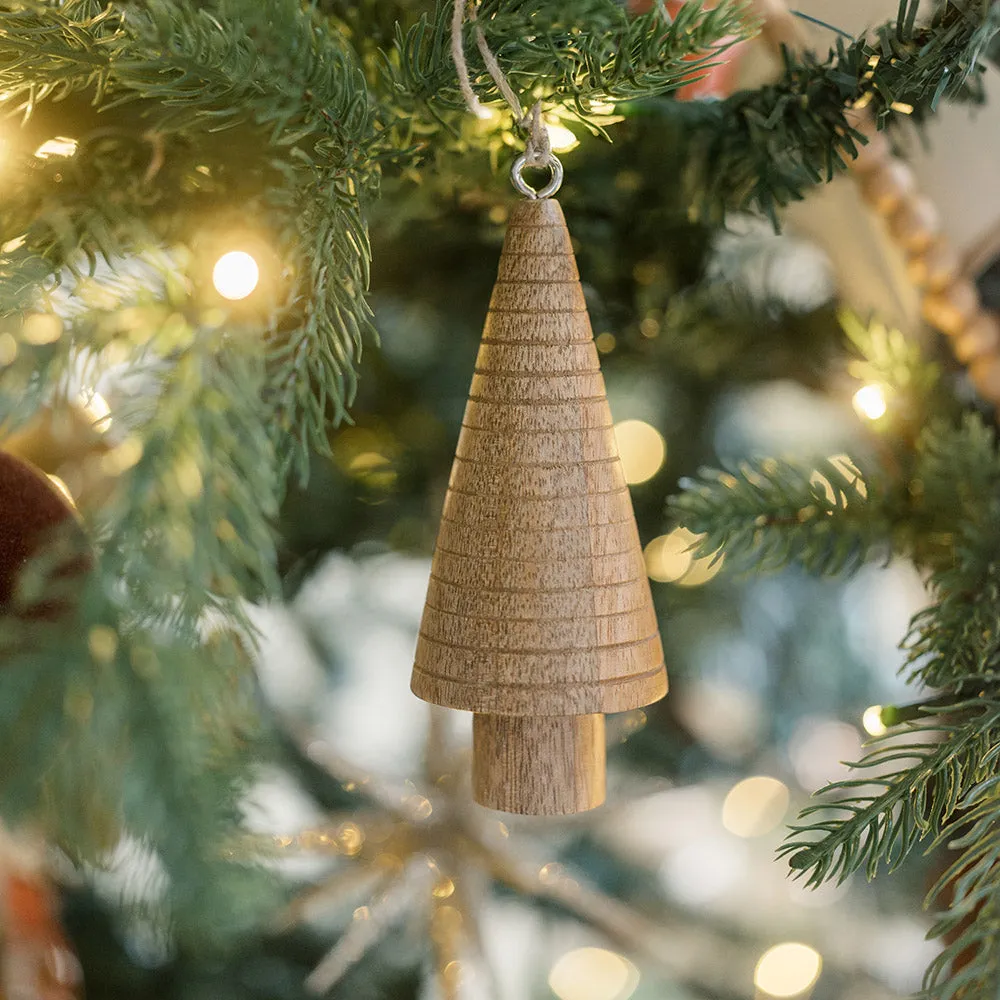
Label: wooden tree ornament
xmin=411 ymin=165 xmax=667 ymax=815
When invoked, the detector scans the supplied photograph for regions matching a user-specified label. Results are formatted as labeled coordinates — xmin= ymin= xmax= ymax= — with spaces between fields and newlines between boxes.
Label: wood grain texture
xmin=472 ymin=713 xmax=606 ymax=814
xmin=411 ymin=198 xmax=667 ymax=716
xmin=411 ymin=198 xmax=667 ymax=813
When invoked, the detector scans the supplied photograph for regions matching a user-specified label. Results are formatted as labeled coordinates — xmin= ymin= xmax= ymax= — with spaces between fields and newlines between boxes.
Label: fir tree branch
xmin=387 ymin=0 xmax=753 ymax=116
xmin=779 ymin=704 xmax=1000 ymax=887
xmin=672 ymin=455 xmax=889 ymax=577
xmin=677 ymin=0 xmax=1000 ymax=221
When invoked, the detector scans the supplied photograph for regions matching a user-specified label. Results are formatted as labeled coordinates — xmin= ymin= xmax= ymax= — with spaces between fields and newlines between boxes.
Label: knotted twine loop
xmin=451 ymin=0 xmax=562 ymax=198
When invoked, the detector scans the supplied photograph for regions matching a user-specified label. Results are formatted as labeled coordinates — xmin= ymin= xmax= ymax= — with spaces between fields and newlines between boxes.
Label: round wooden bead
xmin=952 ymin=311 xmax=1000 ymax=364
xmin=907 ymin=239 xmax=962 ymax=292
xmin=922 ymin=278 xmax=980 ymax=338
xmin=849 ymin=131 xmax=892 ymax=174
xmin=888 ymin=195 xmax=941 ymax=254
xmin=969 ymin=355 xmax=1000 ymax=404
xmin=859 ymin=160 xmax=917 ymax=216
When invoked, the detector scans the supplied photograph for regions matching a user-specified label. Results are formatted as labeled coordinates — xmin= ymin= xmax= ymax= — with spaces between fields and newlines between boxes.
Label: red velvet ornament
xmin=630 ymin=0 xmax=747 ymax=100
xmin=0 ymin=452 xmax=85 ymax=615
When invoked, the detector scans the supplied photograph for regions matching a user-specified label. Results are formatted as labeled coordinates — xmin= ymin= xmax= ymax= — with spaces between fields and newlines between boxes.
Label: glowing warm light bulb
xmin=212 ymin=250 xmax=260 ymax=300
xmin=21 ymin=313 xmax=62 ymax=345
xmin=644 ymin=528 xmax=695 ymax=583
xmin=78 ymin=390 xmax=112 ymax=431
xmin=614 ymin=419 xmax=666 ymax=485
xmin=754 ymin=942 xmax=822 ymax=998
xmin=852 ymin=383 xmax=888 ymax=420
xmin=34 ymin=136 xmax=78 ymax=159
xmin=546 ymin=122 xmax=580 ymax=153
xmin=722 ymin=776 xmax=790 ymax=838
xmin=676 ymin=551 xmax=724 ymax=588
xmin=862 ymin=704 xmax=887 ymax=737
xmin=548 ymin=947 xmax=639 ymax=1000
xmin=474 ymin=103 xmax=500 ymax=123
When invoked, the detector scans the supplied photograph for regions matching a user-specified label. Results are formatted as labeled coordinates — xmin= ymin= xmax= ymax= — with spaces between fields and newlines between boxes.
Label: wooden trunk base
xmin=472 ymin=713 xmax=606 ymax=815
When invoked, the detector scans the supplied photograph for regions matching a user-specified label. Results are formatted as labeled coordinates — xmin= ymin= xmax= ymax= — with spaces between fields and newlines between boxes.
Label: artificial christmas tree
xmin=3 ymin=1 xmax=1000 ymax=998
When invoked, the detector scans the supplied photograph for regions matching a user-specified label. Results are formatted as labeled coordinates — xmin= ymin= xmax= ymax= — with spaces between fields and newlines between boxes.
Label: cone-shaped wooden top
xmin=411 ymin=198 xmax=667 ymax=718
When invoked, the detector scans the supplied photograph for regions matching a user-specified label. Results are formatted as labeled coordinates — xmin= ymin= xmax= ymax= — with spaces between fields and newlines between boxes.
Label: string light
xmin=77 ymin=390 xmax=112 ymax=431
xmin=34 ymin=137 xmax=78 ymax=159
xmin=721 ymin=776 xmax=790 ymax=839
xmin=545 ymin=121 xmax=579 ymax=153
xmin=548 ymin=947 xmax=639 ymax=1000
xmin=613 ymin=419 xmax=666 ymax=485
xmin=852 ymin=383 xmax=888 ymax=421
xmin=21 ymin=313 xmax=62 ymax=345
xmin=754 ymin=942 xmax=822 ymax=998
xmin=676 ymin=551 xmax=724 ymax=588
xmin=212 ymin=250 xmax=260 ymax=300
xmin=862 ymin=705 xmax=887 ymax=737
xmin=644 ymin=529 xmax=693 ymax=583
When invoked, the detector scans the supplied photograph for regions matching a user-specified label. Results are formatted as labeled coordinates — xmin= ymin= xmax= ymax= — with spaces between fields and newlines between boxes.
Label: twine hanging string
xmin=451 ymin=0 xmax=560 ymax=196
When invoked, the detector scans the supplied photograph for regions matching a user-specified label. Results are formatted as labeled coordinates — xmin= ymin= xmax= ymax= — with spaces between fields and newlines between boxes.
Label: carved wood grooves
xmin=411 ymin=198 xmax=667 ymax=814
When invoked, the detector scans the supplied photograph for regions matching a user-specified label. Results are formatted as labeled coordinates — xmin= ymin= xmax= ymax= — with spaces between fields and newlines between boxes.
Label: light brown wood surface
xmin=473 ymin=713 xmax=606 ymax=815
xmin=411 ymin=197 xmax=667 ymax=813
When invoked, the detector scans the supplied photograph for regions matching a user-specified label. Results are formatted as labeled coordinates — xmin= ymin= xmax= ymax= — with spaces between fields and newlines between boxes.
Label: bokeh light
xmin=21 ymin=313 xmax=63 ymax=345
xmin=614 ymin=420 xmax=666 ymax=485
xmin=644 ymin=527 xmax=721 ymax=587
xmin=546 ymin=122 xmax=580 ymax=153
xmin=78 ymin=390 xmax=112 ymax=431
xmin=863 ymin=704 xmax=887 ymax=737
xmin=212 ymin=250 xmax=260 ymax=300
xmin=676 ymin=550 xmax=724 ymax=588
xmin=789 ymin=718 xmax=863 ymax=792
xmin=644 ymin=528 xmax=694 ymax=583
xmin=34 ymin=136 xmax=78 ymax=159
xmin=852 ymin=383 xmax=888 ymax=421
xmin=721 ymin=776 xmax=790 ymax=838
xmin=754 ymin=942 xmax=822 ymax=998
xmin=548 ymin=947 xmax=639 ymax=1000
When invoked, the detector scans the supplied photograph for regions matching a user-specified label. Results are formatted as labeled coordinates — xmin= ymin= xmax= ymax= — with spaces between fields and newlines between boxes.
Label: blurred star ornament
xmin=410 ymin=157 xmax=667 ymax=815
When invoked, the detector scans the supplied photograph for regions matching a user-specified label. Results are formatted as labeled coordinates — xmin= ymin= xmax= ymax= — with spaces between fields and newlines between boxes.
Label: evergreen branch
xmin=779 ymin=704 xmax=1000 ymax=888
xmin=923 ymin=781 xmax=1000 ymax=998
xmin=94 ymin=329 xmax=279 ymax=637
xmin=265 ymin=164 xmax=377 ymax=481
xmin=671 ymin=455 xmax=888 ymax=577
xmin=677 ymin=0 xmax=1000 ymax=221
xmin=0 ymin=0 xmax=382 ymax=443
xmin=387 ymin=0 xmax=753 ymax=117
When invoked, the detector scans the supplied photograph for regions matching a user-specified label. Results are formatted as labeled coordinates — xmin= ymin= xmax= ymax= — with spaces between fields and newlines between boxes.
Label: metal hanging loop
xmin=510 ymin=153 xmax=564 ymax=200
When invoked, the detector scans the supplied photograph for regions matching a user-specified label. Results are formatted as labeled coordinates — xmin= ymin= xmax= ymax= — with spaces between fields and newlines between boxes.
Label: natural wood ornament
xmin=411 ymin=193 xmax=667 ymax=815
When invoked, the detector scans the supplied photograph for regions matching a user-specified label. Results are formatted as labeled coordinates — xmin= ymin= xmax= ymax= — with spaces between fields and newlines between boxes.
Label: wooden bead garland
xmin=744 ymin=0 xmax=1000 ymax=406
xmin=845 ymin=109 xmax=1000 ymax=404
xmin=411 ymin=197 xmax=667 ymax=815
